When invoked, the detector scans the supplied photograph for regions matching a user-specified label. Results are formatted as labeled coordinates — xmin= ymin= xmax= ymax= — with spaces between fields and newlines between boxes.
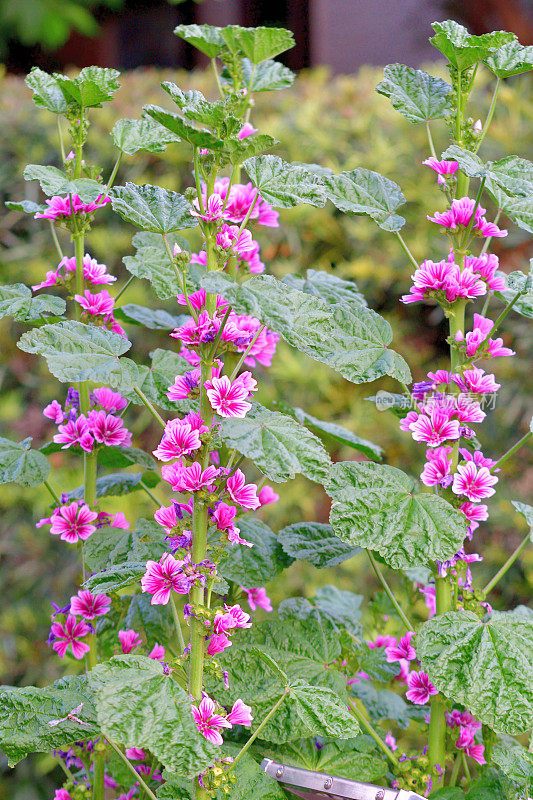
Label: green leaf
xmin=17 ymin=320 xmax=136 ymax=390
xmin=0 ymin=284 xmax=65 ymax=322
xmin=281 ymin=268 xmax=367 ymax=308
xmin=68 ymin=472 xmax=158 ymax=502
xmin=249 ymin=648 xmax=289 ymax=685
xmin=89 ymin=655 xmax=218 ymax=777
xmin=226 ymin=134 xmax=279 ymax=165
xmin=53 ymin=66 xmax=121 ymax=109
xmin=326 ymin=461 xmax=468 ymax=569
xmin=111 ymin=118 xmax=181 ymax=155
xmin=83 ymin=519 xmax=166 ymax=572
xmin=0 ymin=436 xmax=50 ymax=487
xmin=24 ymin=164 xmax=106 ymax=203
xmin=201 ymin=274 xmax=411 ymax=385
xmin=173 ymin=24 xmax=225 ymax=58
xmin=221 ymin=26 xmax=295 ymax=64
xmin=493 ymin=737 xmax=533 ymax=784
xmin=219 ymin=518 xmax=293 ymax=588
xmin=352 ymin=642 xmax=399 ymax=682
xmin=143 ymin=105 xmax=224 ymax=150
xmin=242 ymin=58 xmax=295 ymax=91
xmin=110 ymin=183 xmax=197 ymax=234
xmin=5 ymin=199 xmax=45 ymax=215
xmin=485 ymin=41 xmax=533 ymax=77
xmin=288 ymin=680 xmax=360 ymax=739
xmin=124 ymin=594 xmax=175 ymax=651
xmin=122 ymin=231 xmax=188 ymax=300
xmin=323 ymin=168 xmax=406 ymax=231
xmin=350 ymin=682 xmax=427 ymax=729
xmin=441 ymin=144 xmax=487 ymax=179
xmin=0 ymin=675 xmax=98 ymax=766
xmin=218 ymin=403 xmax=331 ymax=483
xmin=291 ymin=406 xmax=383 ymax=460
xmin=278 ymin=522 xmax=359 ymax=568
xmin=417 ymin=610 xmax=533 ymax=734
xmin=161 ymin=83 xmax=233 ymax=130
xmin=430 ymin=21 xmax=515 ymax=71
xmin=465 ymin=769 xmax=516 ymax=800
xmin=280 ymin=586 xmax=363 ymax=636
xmin=125 ymin=347 xmax=196 ymax=413
xmin=97 ymin=445 xmax=157 ymax=471
xmin=84 ymin=562 xmax=147 ymax=594
xmin=25 ymin=67 xmax=68 ymax=114
xmin=243 ymin=155 xmax=327 ymax=208
xmin=429 ymin=789 xmax=466 ymax=799
xmin=312 ymin=738 xmax=387 ymax=784
xmin=114 ymin=303 xmax=189 ymax=330
xmin=376 ymin=64 xmax=453 ymax=123
xmin=512 ymin=500 xmax=533 ymax=534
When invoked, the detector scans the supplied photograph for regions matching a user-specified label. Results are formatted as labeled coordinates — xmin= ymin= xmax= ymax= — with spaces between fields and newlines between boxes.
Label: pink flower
xmin=428 ymin=197 xmax=507 ymax=238
xmin=456 ymin=726 xmax=486 ymax=764
xmin=367 ymin=635 xmax=397 ymax=649
xmin=226 ymin=698 xmax=253 ymax=726
xmin=409 ymin=409 xmax=461 ymax=446
xmin=420 ymin=585 xmax=436 ymax=617
xmin=53 ymin=415 xmax=94 ymax=452
xmin=167 ymin=370 xmax=200 ymax=400
xmin=460 ymin=501 xmax=488 ymax=532
xmin=149 ymin=643 xmax=165 ymax=661
xmin=125 ymin=747 xmax=146 ymax=760
xmin=453 ymin=367 xmax=500 ymax=394
xmin=405 ymin=671 xmax=438 ymax=704
xmin=176 ymin=289 xmax=226 ymax=311
xmin=427 ymin=369 xmax=452 ymax=386
xmin=60 ymin=253 xmax=116 ymax=285
xmin=118 ymin=629 xmax=141 ymax=654
xmin=54 ymin=791 xmax=73 ymax=800
xmin=51 ymin=615 xmax=91 ymax=659
xmin=459 ymin=449 xmax=497 ymax=470
xmin=420 ymin=446 xmax=453 ymax=487
xmin=206 ymin=633 xmax=232 ymax=655
xmin=384 ymin=732 xmax=398 ymax=751
xmin=213 ymin=604 xmax=252 ymax=635
xmin=32 ymin=266 xmax=64 ymax=291
xmin=452 ymin=462 xmax=498 ymax=501
xmin=171 ymin=310 xmax=218 ymax=347
xmin=191 ymin=193 xmax=224 ymax=222
xmin=226 ymin=469 xmax=260 ymax=509
xmin=238 ymin=123 xmax=258 ymax=140
xmin=91 ymin=387 xmax=127 ymax=412
xmin=70 ymin=589 xmax=110 ymax=620
xmin=465 ymin=253 xmax=506 ymax=292
xmin=141 ymin=553 xmax=191 ymax=605
xmin=191 ymin=693 xmax=231 ymax=746
xmin=49 ymin=502 xmax=98 ymax=543
xmin=88 ymin=410 xmax=132 ymax=447
xmin=75 ymin=289 xmax=115 ymax=317
xmin=386 ymin=631 xmax=416 ymax=663
xmin=43 ymin=399 xmax=64 ymax=423
xmin=154 ymin=503 xmax=179 ymax=533
xmin=423 ymin=157 xmax=459 ymax=185
xmin=244 ymin=586 xmax=273 ymax=612
xmin=258 ymin=485 xmax=280 ymax=506
xmin=212 ymin=502 xmax=238 ymax=531
xmin=153 ymin=420 xmax=202 ymax=461
xmin=205 ymin=372 xmax=257 ymax=418
xmin=161 ymin=460 xmax=219 ymax=493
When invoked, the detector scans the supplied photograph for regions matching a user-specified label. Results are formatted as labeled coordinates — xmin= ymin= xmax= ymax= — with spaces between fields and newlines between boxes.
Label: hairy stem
xmin=92 ymin=746 xmax=105 ymax=800
xmin=105 ymin=153 xmax=122 ymax=193
xmin=134 ymin=387 xmax=166 ymax=428
xmin=346 ymin=697 xmax=400 ymax=769
xmin=483 ymin=531 xmax=531 ymax=596
xmin=395 ymin=231 xmax=419 ymax=270
xmin=367 ymin=550 xmax=414 ymax=631
xmin=426 ymin=121 xmax=437 ymax=159
xmin=494 ymin=430 xmax=532 ymax=470
xmin=106 ymin=740 xmax=159 ymax=800
xmin=44 ymin=479 xmax=61 ymax=505
xmin=475 ymin=77 xmax=501 ymax=153
xmin=49 ymin=221 xmax=64 ymax=260
xmin=171 ymin=593 xmax=186 ymax=652
xmin=230 ymin=687 xmax=291 ymax=772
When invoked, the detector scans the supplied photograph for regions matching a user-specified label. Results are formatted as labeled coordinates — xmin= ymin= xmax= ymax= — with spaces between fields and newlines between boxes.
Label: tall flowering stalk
xmin=1 ymin=19 xmax=532 ymax=800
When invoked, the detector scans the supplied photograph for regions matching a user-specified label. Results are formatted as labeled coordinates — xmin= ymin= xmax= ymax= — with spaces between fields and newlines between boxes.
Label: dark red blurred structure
xmin=5 ymin=0 xmax=533 ymax=75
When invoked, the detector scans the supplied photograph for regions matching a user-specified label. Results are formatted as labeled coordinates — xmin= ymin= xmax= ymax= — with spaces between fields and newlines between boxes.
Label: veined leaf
xmin=243 ymin=155 xmax=328 ymax=208
xmin=0 ymin=284 xmax=65 ymax=322
xmin=25 ymin=67 xmax=68 ymax=114
xmin=161 ymin=83 xmax=233 ymax=130
xmin=97 ymin=445 xmax=157 ymax=471
xmin=53 ymin=66 xmax=120 ymax=109
xmin=201 ymin=273 xmax=411 ymax=385
xmin=278 ymin=522 xmax=359 ymax=569
xmin=485 ymin=41 xmax=533 ymax=77
xmin=122 ymin=231 xmax=189 ymax=300
xmin=226 ymin=134 xmax=279 ymax=165
xmin=114 ymin=303 xmax=189 ymax=330
xmin=24 ymin=164 xmax=106 ymax=203
xmin=417 ymin=610 xmax=533 ymax=734
xmin=124 ymin=594 xmax=175 ymax=651
xmin=281 ymin=268 xmax=367 ymax=308
xmin=173 ymin=24 xmax=225 ymax=58
xmin=83 ymin=519 xmax=166 ymax=572
xmin=0 ymin=436 xmax=50 ymax=487
xmin=221 ymin=26 xmax=295 ymax=64
xmin=218 ymin=403 xmax=331 ymax=483
xmin=323 ymin=168 xmax=406 ymax=231
xmin=89 ymin=655 xmax=218 ymax=777
xmin=125 ymin=347 xmax=195 ymax=413
xmin=350 ymin=682 xmax=427 ymax=729
xmin=430 ymin=21 xmax=514 ymax=71
xmin=68 ymin=472 xmax=159 ymax=502
xmin=242 ymin=58 xmax=295 ymax=91
xmin=326 ymin=461 xmax=467 ymax=569
xmin=288 ymin=680 xmax=360 ymax=739
xmin=84 ymin=562 xmax=147 ymax=595
xmin=111 ymin=118 xmax=181 ymax=155
xmin=280 ymin=586 xmax=363 ymax=636
xmin=512 ymin=500 xmax=533 ymax=534
xmin=291 ymin=406 xmax=382 ymax=460
xmin=219 ymin=517 xmax=293 ymax=588
xmin=110 ymin=183 xmax=197 ymax=234
xmin=492 ymin=737 xmax=533 ymax=784
xmin=143 ymin=105 xmax=224 ymax=150
xmin=376 ymin=64 xmax=453 ymax=123
xmin=5 ymin=199 xmax=45 ymax=215
xmin=0 ymin=676 xmax=98 ymax=766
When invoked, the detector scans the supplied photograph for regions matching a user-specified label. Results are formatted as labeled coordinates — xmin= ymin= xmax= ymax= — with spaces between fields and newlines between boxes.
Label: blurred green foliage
xmin=0 ymin=63 xmax=532 ymax=796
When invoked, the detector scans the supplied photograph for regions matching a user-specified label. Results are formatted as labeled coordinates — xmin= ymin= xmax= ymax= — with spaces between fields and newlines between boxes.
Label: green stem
xmin=449 ymin=752 xmax=461 ymax=787
xmin=346 ymin=697 xmax=400 ymax=769
xmin=44 ymin=479 xmax=61 ymax=505
xmin=211 ymin=58 xmax=224 ymax=98
xmin=461 ymin=751 xmax=471 ymax=784
xmin=171 ymin=594 xmax=186 ymax=652
xmin=230 ymin=687 xmax=291 ymax=772
xmin=134 ymin=387 xmax=166 ymax=428
xmin=475 ymin=77 xmax=501 ymax=153
xmin=482 ymin=531 xmax=531 ymax=596
xmin=426 ymin=121 xmax=437 ymax=159
xmin=105 ymin=153 xmax=122 ymax=193
xmin=92 ymin=746 xmax=105 ymax=800
xmin=193 ymin=147 xmax=205 ymax=214
xmin=491 ymin=289 xmax=523 ymax=334
xmin=162 ymin=233 xmax=198 ymax=322
xmin=367 ymin=550 xmax=414 ymax=631
xmin=455 ymin=70 xmax=463 ymax=143
xmin=480 ymin=208 xmax=501 ymax=255
xmin=461 ymin=177 xmax=486 ymax=245
xmin=57 ymin=118 xmax=66 ymax=162
xmin=106 ymin=740 xmax=159 ymax=800
xmin=237 ymin=192 xmax=259 ymax=235
xmin=56 ymin=756 xmax=74 ymax=782
xmin=494 ymin=431 xmax=532 ymax=470
xmin=229 ymin=325 xmax=266 ymax=381
xmin=84 ymin=450 xmax=98 ymax=509
xmin=480 ymin=291 xmax=492 ymax=317
xmin=114 ymin=274 xmax=135 ymax=302
xmin=395 ymin=231 xmax=419 ymax=270
xmin=49 ymin=221 xmax=64 ymax=260
xmin=139 ymin=481 xmax=163 ymax=507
